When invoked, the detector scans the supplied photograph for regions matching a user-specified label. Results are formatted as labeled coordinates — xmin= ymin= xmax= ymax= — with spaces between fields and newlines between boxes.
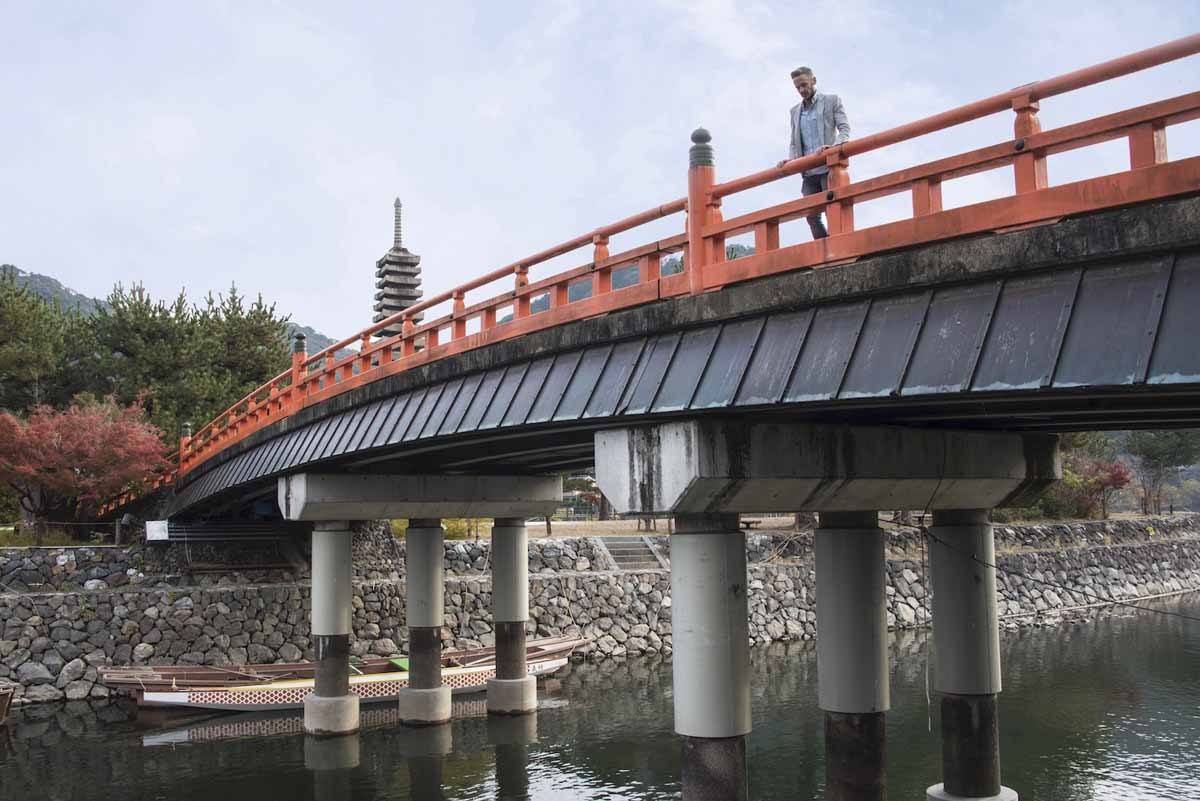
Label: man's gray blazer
xmin=788 ymin=93 xmax=851 ymax=160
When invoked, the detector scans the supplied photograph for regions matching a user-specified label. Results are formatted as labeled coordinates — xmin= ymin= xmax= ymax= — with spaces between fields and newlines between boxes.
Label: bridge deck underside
xmin=169 ymin=199 xmax=1200 ymax=518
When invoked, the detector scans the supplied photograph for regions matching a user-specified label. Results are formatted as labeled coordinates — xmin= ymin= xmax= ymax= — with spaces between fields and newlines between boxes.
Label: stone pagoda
xmin=373 ymin=198 xmax=422 ymax=337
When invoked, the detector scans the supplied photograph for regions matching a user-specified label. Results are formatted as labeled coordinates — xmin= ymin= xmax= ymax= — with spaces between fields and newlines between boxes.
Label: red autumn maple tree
xmin=0 ymin=397 xmax=169 ymax=527
xmin=1090 ymin=458 xmax=1133 ymax=519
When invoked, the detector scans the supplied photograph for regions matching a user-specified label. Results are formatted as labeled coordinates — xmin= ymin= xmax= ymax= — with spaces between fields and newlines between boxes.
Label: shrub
xmin=389 ymin=518 xmax=489 ymax=541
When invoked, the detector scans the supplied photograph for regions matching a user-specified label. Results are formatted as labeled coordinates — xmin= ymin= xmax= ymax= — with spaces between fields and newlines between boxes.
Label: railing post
xmin=402 ymin=314 xmax=416 ymax=357
xmin=515 ymin=265 xmax=531 ymax=318
xmin=452 ymin=291 xmax=467 ymax=339
xmin=687 ymin=128 xmax=715 ymax=294
xmin=709 ymin=195 xmax=726 ymax=265
xmin=593 ymin=233 xmax=612 ymax=295
xmin=1128 ymin=121 xmax=1167 ymax=169
xmin=289 ymin=335 xmax=305 ymax=407
xmin=640 ymin=253 xmax=661 ymax=283
xmin=592 ymin=233 xmax=610 ymax=262
xmin=359 ymin=334 xmax=372 ymax=372
xmin=1012 ymin=95 xmax=1047 ymax=193
xmin=825 ymin=152 xmax=854 ymax=235
xmin=911 ymin=177 xmax=943 ymax=217
xmin=179 ymin=422 xmax=192 ymax=470
xmin=753 ymin=221 xmax=779 ymax=254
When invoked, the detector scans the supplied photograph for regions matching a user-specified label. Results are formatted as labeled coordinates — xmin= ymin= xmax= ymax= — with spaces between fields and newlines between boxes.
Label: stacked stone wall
xmin=351 ymin=531 xmax=610 ymax=579
xmin=1 ymin=516 xmax=1197 ymax=704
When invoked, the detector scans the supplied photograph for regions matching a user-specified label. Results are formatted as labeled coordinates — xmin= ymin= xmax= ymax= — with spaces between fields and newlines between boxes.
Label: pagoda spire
xmin=393 ymin=197 xmax=403 ymax=250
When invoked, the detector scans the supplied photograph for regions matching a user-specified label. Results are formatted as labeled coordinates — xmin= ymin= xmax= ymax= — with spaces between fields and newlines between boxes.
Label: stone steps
xmin=599 ymin=537 xmax=664 ymax=571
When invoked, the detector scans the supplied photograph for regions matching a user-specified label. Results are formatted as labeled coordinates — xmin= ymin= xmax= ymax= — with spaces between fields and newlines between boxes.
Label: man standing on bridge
xmin=777 ymin=66 xmax=851 ymax=239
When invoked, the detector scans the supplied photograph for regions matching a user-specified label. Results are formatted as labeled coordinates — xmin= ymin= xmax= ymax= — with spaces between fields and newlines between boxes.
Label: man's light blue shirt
xmin=797 ymin=93 xmax=828 ymax=177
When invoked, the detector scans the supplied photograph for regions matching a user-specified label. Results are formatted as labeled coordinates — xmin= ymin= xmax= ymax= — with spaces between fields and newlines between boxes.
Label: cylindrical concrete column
xmin=305 ymin=522 xmax=359 ymax=737
xmin=488 ymin=517 xmax=535 ymax=714
xmin=399 ymin=518 xmax=451 ymax=726
xmin=927 ymin=509 xmax=1017 ymax=801
xmin=816 ymin=511 xmax=888 ymax=801
xmin=672 ymin=514 xmax=750 ymax=801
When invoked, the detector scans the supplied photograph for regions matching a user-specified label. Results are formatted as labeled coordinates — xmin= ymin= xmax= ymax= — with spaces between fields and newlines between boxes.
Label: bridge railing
xmin=691 ymin=34 xmax=1200 ymax=292
xmin=113 ymin=35 xmax=1200 ymax=505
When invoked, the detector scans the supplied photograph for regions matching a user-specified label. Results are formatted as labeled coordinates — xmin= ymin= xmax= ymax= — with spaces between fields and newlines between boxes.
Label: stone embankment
xmin=1 ymin=516 xmax=1197 ymax=704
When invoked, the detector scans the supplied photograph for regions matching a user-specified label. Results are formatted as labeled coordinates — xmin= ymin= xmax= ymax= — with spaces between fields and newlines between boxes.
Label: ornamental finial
xmin=393 ymin=197 xmax=403 ymax=249
xmin=689 ymin=128 xmax=714 ymax=168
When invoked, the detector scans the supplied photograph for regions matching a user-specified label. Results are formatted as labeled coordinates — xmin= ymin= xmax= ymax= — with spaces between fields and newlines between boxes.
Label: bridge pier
xmin=595 ymin=419 xmax=1057 ymax=801
xmin=277 ymin=472 xmax=560 ymax=727
xmin=488 ymin=517 xmax=536 ymax=715
xmin=306 ymin=521 xmax=359 ymax=737
xmin=673 ymin=513 xmax=751 ymax=801
xmin=926 ymin=510 xmax=1017 ymax=801
xmin=398 ymin=518 xmax=451 ymax=726
xmin=816 ymin=511 xmax=888 ymax=801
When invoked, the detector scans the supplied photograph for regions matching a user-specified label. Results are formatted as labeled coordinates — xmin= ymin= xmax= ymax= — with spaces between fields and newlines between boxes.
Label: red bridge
xmin=102 ymin=36 xmax=1200 ymax=801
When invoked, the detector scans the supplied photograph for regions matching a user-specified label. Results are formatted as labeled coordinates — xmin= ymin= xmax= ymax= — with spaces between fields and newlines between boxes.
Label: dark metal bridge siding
xmin=178 ymin=251 xmax=1200 ymax=507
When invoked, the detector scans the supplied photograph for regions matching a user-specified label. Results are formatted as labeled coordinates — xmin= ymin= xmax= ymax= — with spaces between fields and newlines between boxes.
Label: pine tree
xmin=0 ymin=266 xmax=67 ymax=410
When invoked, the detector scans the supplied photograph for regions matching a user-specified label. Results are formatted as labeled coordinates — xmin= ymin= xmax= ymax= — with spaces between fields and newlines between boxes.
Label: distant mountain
xmin=4 ymin=265 xmax=107 ymax=315
xmin=5 ymin=264 xmax=344 ymax=356
xmin=286 ymin=322 xmax=340 ymax=355
xmin=660 ymin=243 xmax=754 ymax=276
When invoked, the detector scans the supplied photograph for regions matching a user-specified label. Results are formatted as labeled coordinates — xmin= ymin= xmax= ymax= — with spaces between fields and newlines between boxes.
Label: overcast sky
xmin=3 ymin=2 xmax=1198 ymax=337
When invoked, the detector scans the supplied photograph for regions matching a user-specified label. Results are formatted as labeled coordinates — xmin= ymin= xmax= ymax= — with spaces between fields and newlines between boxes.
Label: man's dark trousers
xmin=802 ymin=173 xmax=829 ymax=239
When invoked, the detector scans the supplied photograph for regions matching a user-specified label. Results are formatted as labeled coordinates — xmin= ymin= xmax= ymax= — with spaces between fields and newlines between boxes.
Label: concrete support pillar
xmin=927 ymin=510 xmax=1017 ymax=801
xmin=591 ymin=420 xmax=1057 ymax=801
xmin=488 ymin=517 xmax=535 ymax=715
xmin=305 ymin=522 xmax=359 ymax=736
xmin=398 ymin=518 xmax=451 ymax=726
xmin=816 ymin=511 xmax=888 ymax=801
xmin=672 ymin=514 xmax=751 ymax=801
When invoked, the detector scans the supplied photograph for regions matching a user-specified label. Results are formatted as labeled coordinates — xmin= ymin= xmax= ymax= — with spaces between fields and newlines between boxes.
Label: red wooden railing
xmin=104 ymin=35 xmax=1200 ymax=514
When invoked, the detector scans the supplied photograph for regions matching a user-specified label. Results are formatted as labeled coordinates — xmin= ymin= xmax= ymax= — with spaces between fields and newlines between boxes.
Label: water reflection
xmin=396 ymin=724 xmax=452 ymax=801
xmin=305 ymin=734 xmax=360 ymax=801
xmin=489 ymin=716 xmax=536 ymax=801
xmin=0 ymin=598 xmax=1197 ymax=801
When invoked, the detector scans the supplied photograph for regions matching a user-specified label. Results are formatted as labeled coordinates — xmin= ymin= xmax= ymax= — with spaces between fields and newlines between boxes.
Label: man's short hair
xmin=790 ymin=66 xmax=815 ymax=79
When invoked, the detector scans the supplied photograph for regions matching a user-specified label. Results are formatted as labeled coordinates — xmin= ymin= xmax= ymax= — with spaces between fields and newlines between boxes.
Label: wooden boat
xmin=0 ymin=685 xmax=13 ymax=725
xmin=100 ymin=636 xmax=584 ymax=712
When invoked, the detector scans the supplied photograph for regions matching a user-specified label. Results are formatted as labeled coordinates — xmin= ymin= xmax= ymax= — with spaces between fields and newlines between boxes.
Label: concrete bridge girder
xmin=594 ymin=420 xmax=1060 ymax=516
xmin=276 ymin=472 xmax=562 ymax=521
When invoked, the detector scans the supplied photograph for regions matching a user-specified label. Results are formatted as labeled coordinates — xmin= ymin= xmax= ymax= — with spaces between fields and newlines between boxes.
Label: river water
xmin=2 ymin=598 xmax=1198 ymax=800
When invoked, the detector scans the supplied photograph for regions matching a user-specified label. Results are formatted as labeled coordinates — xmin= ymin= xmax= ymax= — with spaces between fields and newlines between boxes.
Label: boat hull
xmin=139 ymin=657 xmax=566 ymax=712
